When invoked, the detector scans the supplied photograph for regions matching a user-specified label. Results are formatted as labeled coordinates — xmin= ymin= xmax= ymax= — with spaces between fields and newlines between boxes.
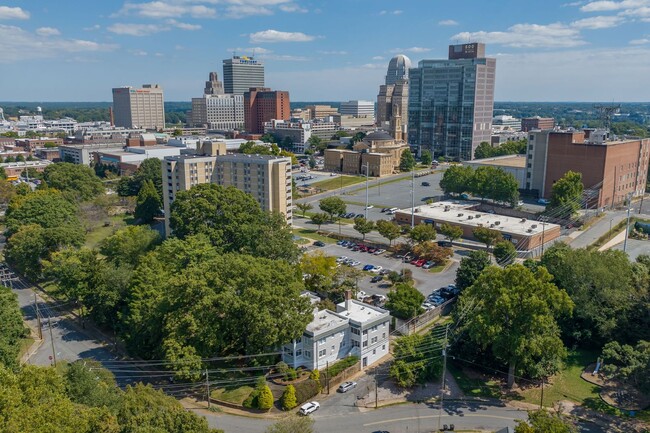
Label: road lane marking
xmin=363 ymin=413 xmax=525 ymax=427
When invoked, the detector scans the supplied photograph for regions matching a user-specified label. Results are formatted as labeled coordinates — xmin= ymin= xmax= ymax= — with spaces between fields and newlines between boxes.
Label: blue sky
xmin=1 ymin=0 xmax=649 ymax=102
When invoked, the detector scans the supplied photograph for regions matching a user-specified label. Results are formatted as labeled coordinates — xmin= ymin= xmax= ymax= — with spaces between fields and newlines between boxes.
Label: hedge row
xmin=325 ymin=356 xmax=359 ymax=379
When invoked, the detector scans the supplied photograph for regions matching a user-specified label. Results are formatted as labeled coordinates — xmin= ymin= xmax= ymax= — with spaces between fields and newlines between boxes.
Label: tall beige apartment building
xmin=162 ymin=141 xmax=292 ymax=236
xmin=112 ymin=84 xmax=165 ymax=130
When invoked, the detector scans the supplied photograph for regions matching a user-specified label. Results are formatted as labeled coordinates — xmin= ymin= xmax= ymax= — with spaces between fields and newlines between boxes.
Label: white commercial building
xmin=191 ymin=94 xmax=244 ymax=131
xmin=492 ymin=115 xmax=522 ymax=132
xmin=264 ymin=119 xmax=338 ymax=153
xmin=340 ymin=100 xmax=375 ymax=118
xmin=283 ymin=294 xmax=390 ymax=371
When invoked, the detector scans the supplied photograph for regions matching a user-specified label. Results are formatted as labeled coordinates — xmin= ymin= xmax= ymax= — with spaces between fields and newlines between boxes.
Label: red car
xmin=414 ymin=259 xmax=426 ymax=267
xmin=410 ymin=258 xmax=420 ymax=265
xmin=367 ymin=248 xmax=377 ymax=254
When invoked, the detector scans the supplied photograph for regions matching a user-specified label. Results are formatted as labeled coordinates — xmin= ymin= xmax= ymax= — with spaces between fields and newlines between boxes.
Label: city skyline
xmin=1 ymin=0 xmax=649 ymax=102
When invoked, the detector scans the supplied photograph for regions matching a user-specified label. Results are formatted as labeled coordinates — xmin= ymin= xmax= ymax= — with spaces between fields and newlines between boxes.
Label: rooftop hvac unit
xmin=475 ymin=214 xmax=481 ymax=218
xmin=520 ymin=218 xmax=527 ymax=223
xmin=467 ymin=216 xmax=473 ymax=220
xmin=531 ymin=224 xmax=538 ymax=229
xmin=415 ymin=208 xmax=421 ymax=213
xmin=490 ymin=224 xmax=495 ymax=228
xmin=494 ymin=221 xmax=501 ymax=226
xmin=457 ymin=213 xmax=464 ymax=217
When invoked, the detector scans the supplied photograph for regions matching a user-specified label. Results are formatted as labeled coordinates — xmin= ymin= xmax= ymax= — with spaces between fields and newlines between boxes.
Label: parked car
xmin=365 ymin=205 xmax=374 ymax=209
xmin=314 ymin=241 xmax=325 ymax=247
xmin=350 ymin=260 xmax=361 ymax=266
xmin=337 ymin=240 xmax=345 ymax=245
xmin=381 ymin=208 xmax=389 ymax=213
xmin=372 ymin=294 xmax=387 ymax=304
xmin=370 ymin=266 xmax=383 ymax=273
xmin=363 ymin=264 xmax=375 ymax=271
xmin=371 ymin=275 xmax=383 ymax=283
xmin=299 ymin=401 xmax=320 ymax=415
xmin=460 ymin=193 xmax=469 ymax=200
xmin=336 ymin=256 xmax=348 ymax=263
xmin=414 ymin=259 xmax=426 ymax=267
xmin=379 ymin=269 xmax=390 ymax=275
xmin=538 ymin=198 xmax=550 ymax=205
xmin=421 ymin=302 xmax=434 ymax=310
xmin=437 ymin=240 xmax=452 ymax=247
xmin=421 ymin=181 xmax=430 ymax=186
xmin=356 ymin=290 xmax=367 ymax=300
xmin=430 ymin=296 xmax=445 ymax=306
xmin=422 ymin=261 xmax=435 ymax=269
xmin=356 ymin=213 xmax=364 ymax=219
xmin=367 ymin=247 xmax=377 ymax=254
xmin=374 ymin=249 xmax=386 ymax=255
xmin=337 ymin=381 xmax=357 ymax=393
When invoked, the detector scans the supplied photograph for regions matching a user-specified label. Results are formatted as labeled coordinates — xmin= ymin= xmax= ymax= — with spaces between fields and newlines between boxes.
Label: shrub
xmin=276 ymin=361 xmax=289 ymax=375
xmin=309 ymin=369 xmax=321 ymax=390
xmin=293 ymin=379 xmax=320 ymax=404
xmin=287 ymin=368 xmax=298 ymax=381
xmin=257 ymin=385 xmax=274 ymax=411
xmin=242 ymin=389 xmax=258 ymax=408
xmin=281 ymin=384 xmax=297 ymax=410
xmin=325 ymin=356 xmax=359 ymax=379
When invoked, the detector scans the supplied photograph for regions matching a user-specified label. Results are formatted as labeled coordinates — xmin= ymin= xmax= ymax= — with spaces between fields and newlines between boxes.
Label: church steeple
xmin=390 ymin=103 xmax=402 ymax=141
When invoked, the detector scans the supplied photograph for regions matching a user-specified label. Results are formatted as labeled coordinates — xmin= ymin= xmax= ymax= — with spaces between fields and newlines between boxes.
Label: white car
xmin=299 ymin=401 xmax=320 ymax=415
xmin=373 ymin=249 xmax=386 ymax=255
xmin=336 ymin=256 xmax=348 ymax=263
xmin=337 ymin=381 xmax=357 ymax=393
xmin=369 ymin=266 xmax=383 ymax=273
xmin=356 ymin=290 xmax=367 ymax=300
xmin=365 ymin=205 xmax=374 ymax=209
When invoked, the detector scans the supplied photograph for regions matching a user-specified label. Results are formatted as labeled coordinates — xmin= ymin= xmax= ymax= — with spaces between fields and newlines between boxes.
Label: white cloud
xmin=107 ymin=23 xmax=167 ymax=36
xmin=35 ymin=27 xmax=61 ymax=36
xmin=130 ymin=49 xmax=149 ymax=56
xmin=0 ymin=6 xmax=30 ymax=20
xmin=249 ymin=29 xmax=315 ymax=43
xmin=581 ymin=0 xmax=629 ymax=11
xmin=83 ymin=24 xmax=101 ymax=31
xmin=451 ymin=23 xmax=585 ymax=48
xmin=226 ymin=46 xmax=273 ymax=54
xmin=118 ymin=1 xmax=217 ymax=19
xmin=372 ymin=55 xmax=385 ymax=60
xmin=361 ymin=63 xmax=385 ymax=69
xmin=379 ymin=10 xmax=402 ymax=15
xmin=438 ymin=19 xmax=459 ymax=26
xmin=571 ymin=15 xmax=624 ymax=27
xmin=167 ymin=19 xmax=201 ymax=30
xmin=0 ymin=24 xmax=117 ymax=63
xmin=279 ymin=3 xmax=308 ymax=13
xmin=391 ymin=46 xmax=431 ymax=53
xmin=630 ymin=37 xmax=650 ymax=43
xmin=226 ymin=4 xmax=273 ymax=17
xmin=319 ymin=50 xmax=347 ymax=55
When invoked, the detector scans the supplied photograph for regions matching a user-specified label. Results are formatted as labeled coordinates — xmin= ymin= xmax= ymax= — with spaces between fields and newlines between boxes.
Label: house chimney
xmin=345 ymin=290 xmax=352 ymax=311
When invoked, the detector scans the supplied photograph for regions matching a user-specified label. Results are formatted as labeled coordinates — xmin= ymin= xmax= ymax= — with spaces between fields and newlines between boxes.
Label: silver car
xmin=337 ymin=381 xmax=357 ymax=393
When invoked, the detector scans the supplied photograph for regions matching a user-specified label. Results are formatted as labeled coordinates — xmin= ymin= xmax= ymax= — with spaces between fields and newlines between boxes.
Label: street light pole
xmin=624 ymin=192 xmax=632 ymax=252
xmin=411 ymin=168 xmax=415 ymax=229
xmin=364 ymin=162 xmax=369 ymax=219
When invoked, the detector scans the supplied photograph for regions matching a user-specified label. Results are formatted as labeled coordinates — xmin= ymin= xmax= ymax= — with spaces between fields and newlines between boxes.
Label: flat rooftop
xmin=306 ymin=310 xmax=348 ymax=335
xmin=397 ymin=201 xmax=560 ymax=237
xmin=468 ymin=154 xmax=526 ymax=168
xmin=336 ymin=299 xmax=388 ymax=324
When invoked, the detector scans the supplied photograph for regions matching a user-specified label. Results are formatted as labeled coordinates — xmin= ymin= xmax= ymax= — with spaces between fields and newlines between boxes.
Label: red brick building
xmin=526 ymin=129 xmax=650 ymax=208
xmin=521 ymin=117 xmax=555 ymax=132
xmin=243 ymin=87 xmax=290 ymax=134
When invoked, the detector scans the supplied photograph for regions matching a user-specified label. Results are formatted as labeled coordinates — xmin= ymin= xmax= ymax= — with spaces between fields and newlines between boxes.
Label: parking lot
xmin=305 ymin=241 xmax=460 ymax=299
xmin=332 ymin=170 xmax=446 ymax=222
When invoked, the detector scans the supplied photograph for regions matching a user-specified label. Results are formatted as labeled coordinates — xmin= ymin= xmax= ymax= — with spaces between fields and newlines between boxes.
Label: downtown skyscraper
xmin=408 ymin=43 xmax=496 ymax=161
xmin=222 ymin=55 xmax=265 ymax=95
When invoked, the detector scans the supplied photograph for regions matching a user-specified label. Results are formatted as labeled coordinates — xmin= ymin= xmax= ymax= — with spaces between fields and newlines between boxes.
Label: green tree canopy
xmin=455 ymin=264 xmax=573 ymax=387
xmin=439 ymin=165 xmax=473 ymax=195
xmin=439 ymin=223 xmax=463 ymax=242
xmin=353 ymin=217 xmax=374 ymax=240
xmin=420 ymin=150 xmax=432 ymax=166
xmin=376 ymin=219 xmax=401 ymax=246
xmin=42 ymin=162 xmax=104 ymax=201
xmin=549 ymin=171 xmax=583 ymax=217
xmin=408 ymin=223 xmax=437 ymax=244
xmin=541 ymin=244 xmax=640 ymax=346
xmin=390 ymin=331 xmax=443 ymax=387
xmin=455 ymin=250 xmax=492 ymax=290
xmin=280 ymin=385 xmax=298 ymax=411
xmin=385 ymin=283 xmax=425 ymax=320
xmin=514 ymin=409 xmax=578 ymax=433
xmin=472 ymin=226 xmax=503 ymax=251
xmin=296 ymin=202 xmax=313 ymax=217
xmin=310 ymin=212 xmax=328 ymax=230
xmin=122 ymin=236 xmax=313 ymax=367
xmin=99 ymin=225 xmax=161 ymax=267
xmin=117 ymin=158 xmax=163 ymax=197
xmin=134 ymin=179 xmax=161 ymax=223
xmin=5 ymin=189 xmax=81 ymax=235
xmin=300 ymin=251 xmax=337 ymax=293
xmin=601 ymin=340 xmax=650 ymax=394
xmin=0 ymin=286 xmax=27 ymax=369
xmin=399 ymin=149 xmax=416 ymax=171
xmin=318 ymin=196 xmax=346 ymax=221
xmin=169 ymin=183 xmax=298 ymax=262
xmin=493 ymin=240 xmax=516 ymax=266
xmin=266 ymin=415 xmax=313 ymax=433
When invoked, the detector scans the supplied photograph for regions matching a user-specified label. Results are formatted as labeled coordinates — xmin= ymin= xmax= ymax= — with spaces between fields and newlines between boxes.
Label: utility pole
xmin=540 ymin=217 xmax=547 ymax=257
xmin=205 ymin=368 xmax=211 ymax=408
xmin=374 ymin=366 xmax=378 ymax=409
xmin=624 ymin=192 xmax=632 ymax=252
xmin=326 ymin=360 xmax=330 ymax=394
xmin=411 ymin=168 xmax=415 ymax=228
xmin=437 ymin=325 xmax=450 ymax=431
xmin=48 ymin=317 xmax=57 ymax=367
xmin=540 ymin=377 xmax=545 ymax=409
xmin=364 ymin=162 xmax=370 ymax=219
xmin=34 ymin=291 xmax=42 ymax=339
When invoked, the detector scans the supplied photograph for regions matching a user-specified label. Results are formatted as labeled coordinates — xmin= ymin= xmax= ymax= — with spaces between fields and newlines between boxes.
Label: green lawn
xmin=517 ymin=349 xmax=601 ymax=407
xmin=448 ymin=363 xmax=502 ymax=399
xmin=84 ymin=214 xmax=135 ymax=249
xmin=427 ymin=264 xmax=447 ymax=273
xmin=210 ymin=386 xmax=254 ymax=405
xmin=310 ymin=175 xmax=366 ymax=191
xmin=294 ymin=228 xmax=337 ymax=244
